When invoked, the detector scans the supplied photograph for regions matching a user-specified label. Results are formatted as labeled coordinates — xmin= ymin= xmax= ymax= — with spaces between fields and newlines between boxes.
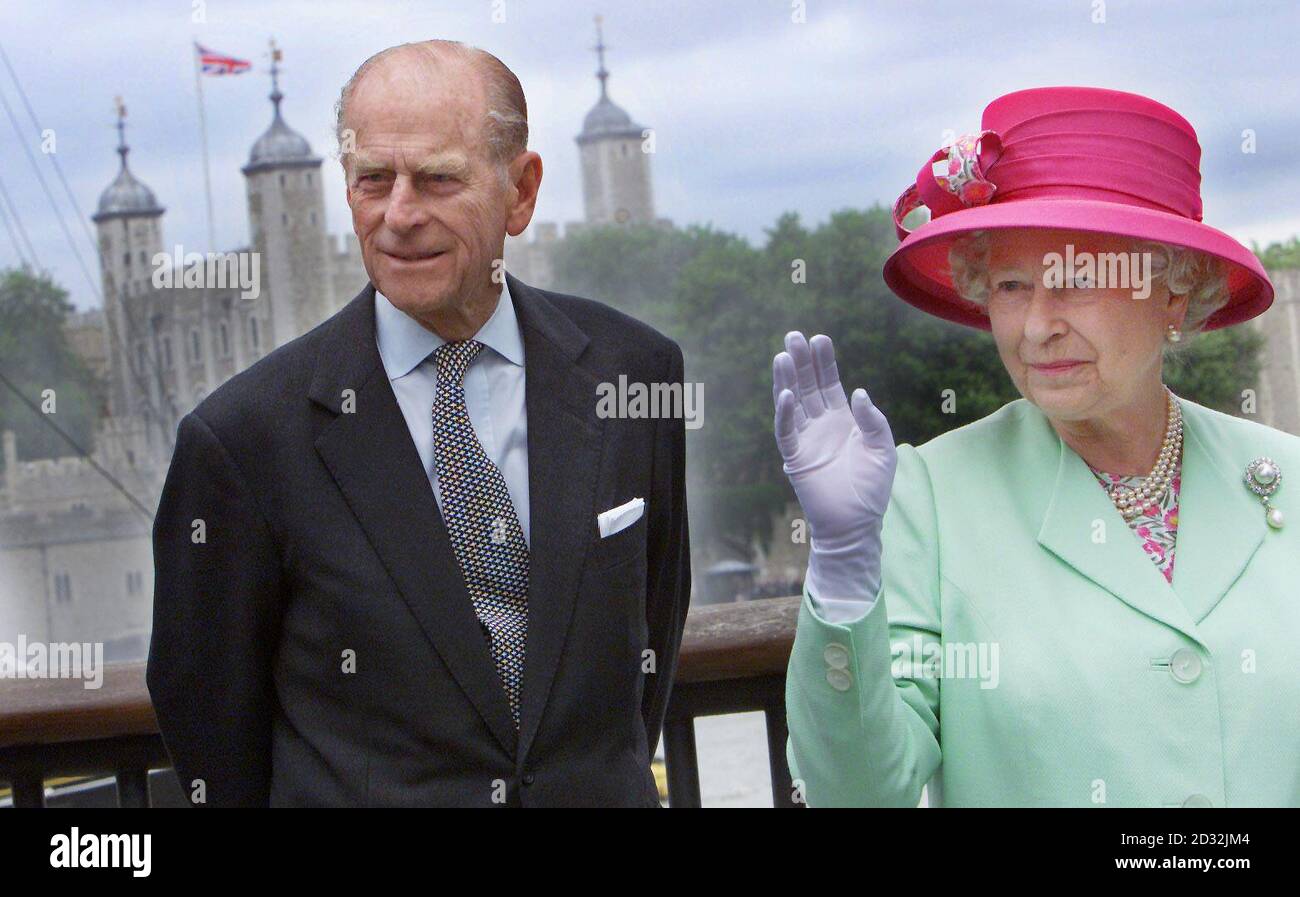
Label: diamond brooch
xmin=1244 ymin=457 xmax=1284 ymax=529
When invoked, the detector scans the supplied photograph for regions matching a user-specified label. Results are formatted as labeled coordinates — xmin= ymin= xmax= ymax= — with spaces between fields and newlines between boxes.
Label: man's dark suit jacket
xmin=146 ymin=273 xmax=691 ymax=807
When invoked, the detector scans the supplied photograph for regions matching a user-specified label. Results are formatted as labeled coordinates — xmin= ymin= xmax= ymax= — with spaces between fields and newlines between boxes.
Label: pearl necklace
xmin=1105 ymin=386 xmax=1182 ymax=522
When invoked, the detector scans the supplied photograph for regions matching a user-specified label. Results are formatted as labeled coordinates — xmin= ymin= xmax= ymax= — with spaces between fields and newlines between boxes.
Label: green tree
xmin=0 ymin=268 xmax=101 ymax=473
xmin=1164 ymin=326 xmax=1264 ymax=414
xmin=762 ymin=207 xmax=1017 ymax=447
xmin=1255 ymin=236 xmax=1300 ymax=270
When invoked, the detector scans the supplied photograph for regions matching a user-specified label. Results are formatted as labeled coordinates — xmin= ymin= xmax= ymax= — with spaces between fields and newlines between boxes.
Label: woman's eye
xmin=995 ymin=280 xmax=1025 ymax=292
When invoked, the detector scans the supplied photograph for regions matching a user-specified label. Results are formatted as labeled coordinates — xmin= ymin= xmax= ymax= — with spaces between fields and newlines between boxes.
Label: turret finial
xmin=593 ymin=15 xmax=609 ymax=99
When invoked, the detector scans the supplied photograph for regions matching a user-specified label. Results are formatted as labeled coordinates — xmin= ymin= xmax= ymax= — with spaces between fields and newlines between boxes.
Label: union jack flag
xmin=195 ymin=43 xmax=251 ymax=76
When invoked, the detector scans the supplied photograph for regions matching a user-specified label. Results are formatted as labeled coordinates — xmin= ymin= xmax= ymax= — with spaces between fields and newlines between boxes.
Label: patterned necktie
xmin=431 ymin=339 xmax=530 ymax=726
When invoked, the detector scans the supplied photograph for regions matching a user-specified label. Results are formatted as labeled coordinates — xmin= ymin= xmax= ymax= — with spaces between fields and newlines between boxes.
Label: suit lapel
xmin=506 ymin=274 xmax=607 ymax=764
xmin=1029 ymin=395 xmax=1201 ymax=639
xmin=1166 ymin=399 xmax=1265 ymax=624
xmin=309 ymin=284 xmax=519 ymax=756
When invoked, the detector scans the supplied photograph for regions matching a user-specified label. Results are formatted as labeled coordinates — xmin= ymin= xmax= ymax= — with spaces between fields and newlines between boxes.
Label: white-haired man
xmin=148 ymin=41 xmax=691 ymax=807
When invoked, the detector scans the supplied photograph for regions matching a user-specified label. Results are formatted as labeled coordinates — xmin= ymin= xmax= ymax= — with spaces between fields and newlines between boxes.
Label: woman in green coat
xmin=774 ymin=87 xmax=1299 ymax=807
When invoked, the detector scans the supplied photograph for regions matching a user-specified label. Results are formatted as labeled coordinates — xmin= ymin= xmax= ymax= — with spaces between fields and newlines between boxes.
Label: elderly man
xmin=147 ymin=40 xmax=691 ymax=807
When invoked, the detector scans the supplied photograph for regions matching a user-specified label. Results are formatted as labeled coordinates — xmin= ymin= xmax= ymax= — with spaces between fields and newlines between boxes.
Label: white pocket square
xmin=598 ymin=497 xmax=645 ymax=538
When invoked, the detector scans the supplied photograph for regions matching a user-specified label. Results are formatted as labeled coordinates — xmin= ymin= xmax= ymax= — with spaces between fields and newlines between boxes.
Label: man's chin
xmin=373 ymin=272 xmax=456 ymax=314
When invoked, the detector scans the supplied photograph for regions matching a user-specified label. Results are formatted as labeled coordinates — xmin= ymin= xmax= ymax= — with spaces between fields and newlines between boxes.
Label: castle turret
xmin=242 ymin=40 xmax=331 ymax=350
xmin=575 ymin=17 xmax=656 ymax=226
xmin=92 ymin=98 xmax=164 ymax=422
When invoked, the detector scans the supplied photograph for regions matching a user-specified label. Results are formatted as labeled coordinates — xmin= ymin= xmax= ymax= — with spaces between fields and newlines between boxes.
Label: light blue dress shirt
xmin=374 ymin=282 xmax=531 ymax=547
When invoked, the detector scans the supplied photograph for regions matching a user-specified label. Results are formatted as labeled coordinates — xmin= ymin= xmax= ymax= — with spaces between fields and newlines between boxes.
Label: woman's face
xmin=983 ymin=228 xmax=1189 ymax=423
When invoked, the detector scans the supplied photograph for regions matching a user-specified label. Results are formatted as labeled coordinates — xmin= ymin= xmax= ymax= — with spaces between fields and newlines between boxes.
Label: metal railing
xmin=0 ymin=595 xmax=801 ymax=807
xmin=663 ymin=594 xmax=800 ymax=807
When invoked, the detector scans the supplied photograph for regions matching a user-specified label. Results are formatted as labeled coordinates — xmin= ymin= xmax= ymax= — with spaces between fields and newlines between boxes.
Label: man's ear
xmin=505 ymin=151 xmax=543 ymax=237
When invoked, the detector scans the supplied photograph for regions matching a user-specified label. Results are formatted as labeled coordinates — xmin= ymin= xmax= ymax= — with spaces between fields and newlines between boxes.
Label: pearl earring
xmin=1165 ymin=323 xmax=1182 ymax=343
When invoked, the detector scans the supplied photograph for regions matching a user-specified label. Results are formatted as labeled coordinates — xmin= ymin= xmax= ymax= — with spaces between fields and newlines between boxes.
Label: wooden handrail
xmin=0 ymin=663 xmax=156 ymax=750
xmin=0 ymin=595 xmax=801 ymax=751
xmin=673 ymin=594 xmax=799 ymax=683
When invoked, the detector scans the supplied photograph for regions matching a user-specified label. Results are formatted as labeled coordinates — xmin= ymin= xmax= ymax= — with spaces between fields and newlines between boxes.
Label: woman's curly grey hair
xmin=948 ymin=229 xmax=1230 ymax=348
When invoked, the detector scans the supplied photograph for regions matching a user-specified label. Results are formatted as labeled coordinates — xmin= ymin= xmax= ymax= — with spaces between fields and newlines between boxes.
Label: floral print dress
xmin=1087 ymin=454 xmax=1182 ymax=584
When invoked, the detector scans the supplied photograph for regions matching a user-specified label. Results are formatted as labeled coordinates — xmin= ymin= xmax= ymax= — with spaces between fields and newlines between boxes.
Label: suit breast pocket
xmin=587 ymin=510 xmax=648 ymax=572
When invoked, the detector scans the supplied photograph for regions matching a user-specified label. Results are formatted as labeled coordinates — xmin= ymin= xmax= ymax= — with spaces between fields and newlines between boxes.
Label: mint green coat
xmin=785 ymin=396 xmax=1300 ymax=807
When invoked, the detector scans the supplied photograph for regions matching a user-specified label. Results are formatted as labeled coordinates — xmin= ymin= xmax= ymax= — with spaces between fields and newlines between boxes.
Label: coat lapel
xmin=1166 ymin=399 xmax=1265 ymax=624
xmin=309 ymin=284 xmax=519 ymax=757
xmin=1033 ymin=395 xmax=1263 ymax=646
xmin=506 ymin=273 xmax=607 ymax=763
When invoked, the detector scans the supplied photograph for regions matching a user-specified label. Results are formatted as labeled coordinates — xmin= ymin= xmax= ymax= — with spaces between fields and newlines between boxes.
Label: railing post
xmin=764 ymin=705 xmax=799 ymax=808
xmin=115 ymin=767 xmax=151 ymax=807
xmin=663 ymin=716 xmax=701 ymax=807
xmin=12 ymin=773 xmax=46 ymax=808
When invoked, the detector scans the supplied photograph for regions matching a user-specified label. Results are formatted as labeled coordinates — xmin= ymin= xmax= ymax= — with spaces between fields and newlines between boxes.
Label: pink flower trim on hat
xmin=941 ymin=132 xmax=1000 ymax=206
xmin=892 ymin=130 xmax=1003 ymax=241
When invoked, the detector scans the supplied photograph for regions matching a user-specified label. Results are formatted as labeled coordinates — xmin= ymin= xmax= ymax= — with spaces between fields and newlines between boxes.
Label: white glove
xmin=773 ymin=331 xmax=898 ymax=619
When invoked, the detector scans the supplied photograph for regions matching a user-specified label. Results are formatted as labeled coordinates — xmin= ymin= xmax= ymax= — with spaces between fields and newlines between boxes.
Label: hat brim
xmin=882 ymin=199 xmax=1274 ymax=332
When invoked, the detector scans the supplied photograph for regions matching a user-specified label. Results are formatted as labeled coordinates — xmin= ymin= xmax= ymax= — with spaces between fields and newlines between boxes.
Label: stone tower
xmin=91 ymin=98 xmax=165 ymax=423
xmin=576 ymin=17 xmax=655 ymax=226
xmin=242 ymin=41 xmax=332 ymax=350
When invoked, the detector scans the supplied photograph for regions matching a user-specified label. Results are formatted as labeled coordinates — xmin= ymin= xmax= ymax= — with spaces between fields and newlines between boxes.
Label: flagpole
xmin=192 ymin=41 xmax=217 ymax=250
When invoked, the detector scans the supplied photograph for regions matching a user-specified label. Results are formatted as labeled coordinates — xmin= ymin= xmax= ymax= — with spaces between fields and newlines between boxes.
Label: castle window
xmin=124 ymin=251 xmax=131 ymax=267
xmin=161 ymin=335 xmax=173 ymax=369
xmin=280 ymin=173 xmax=286 ymax=188
xmin=306 ymin=172 xmax=313 ymax=186
xmin=282 ymin=213 xmax=288 ymax=226
xmin=136 ymin=342 xmax=147 ymax=373
xmin=139 ymin=250 xmax=147 ymax=264
xmin=126 ymin=570 xmax=142 ymax=596
xmin=54 ymin=572 xmax=73 ymax=604
xmin=219 ymin=320 xmax=230 ymax=357
xmin=310 ymin=211 xmax=317 ymax=225
xmin=190 ymin=328 xmax=202 ymax=363
xmin=249 ymin=316 xmax=260 ymax=350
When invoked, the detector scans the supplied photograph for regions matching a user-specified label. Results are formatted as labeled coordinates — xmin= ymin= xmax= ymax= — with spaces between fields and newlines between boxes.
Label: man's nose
xmin=383 ymin=175 xmax=431 ymax=233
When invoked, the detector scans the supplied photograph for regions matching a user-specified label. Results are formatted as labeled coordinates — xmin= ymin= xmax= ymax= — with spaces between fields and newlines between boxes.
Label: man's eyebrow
xmin=349 ymin=153 xmax=470 ymax=179
xmin=350 ymin=156 xmax=391 ymax=175
xmin=413 ymin=153 xmax=470 ymax=177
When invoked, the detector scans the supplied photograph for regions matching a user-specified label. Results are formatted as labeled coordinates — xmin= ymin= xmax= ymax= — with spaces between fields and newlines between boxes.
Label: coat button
xmin=522 ymin=773 xmax=535 ymax=786
xmin=826 ymin=668 xmax=852 ymax=691
xmin=823 ymin=642 xmax=850 ymax=669
xmin=1170 ymin=648 xmax=1202 ymax=683
xmin=1182 ymin=794 xmax=1213 ymax=807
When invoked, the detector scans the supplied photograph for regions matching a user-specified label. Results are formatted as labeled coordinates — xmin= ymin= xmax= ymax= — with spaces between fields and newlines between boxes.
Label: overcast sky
xmin=2 ymin=0 xmax=1298 ymax=311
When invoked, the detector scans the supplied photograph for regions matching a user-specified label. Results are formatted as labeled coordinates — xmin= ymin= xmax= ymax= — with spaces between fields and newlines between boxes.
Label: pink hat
xmin=882 ymin=86 xmax=1274 ymax=331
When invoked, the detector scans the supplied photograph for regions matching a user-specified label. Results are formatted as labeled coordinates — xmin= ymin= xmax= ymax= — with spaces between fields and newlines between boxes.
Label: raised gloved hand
xmin=773 ymin=331 xmax=898 ymax=608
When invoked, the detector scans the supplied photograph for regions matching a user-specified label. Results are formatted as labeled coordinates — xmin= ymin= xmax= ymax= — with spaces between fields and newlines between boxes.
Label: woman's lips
xmin=1030 ymin=361 xmax=1086 ymax=374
